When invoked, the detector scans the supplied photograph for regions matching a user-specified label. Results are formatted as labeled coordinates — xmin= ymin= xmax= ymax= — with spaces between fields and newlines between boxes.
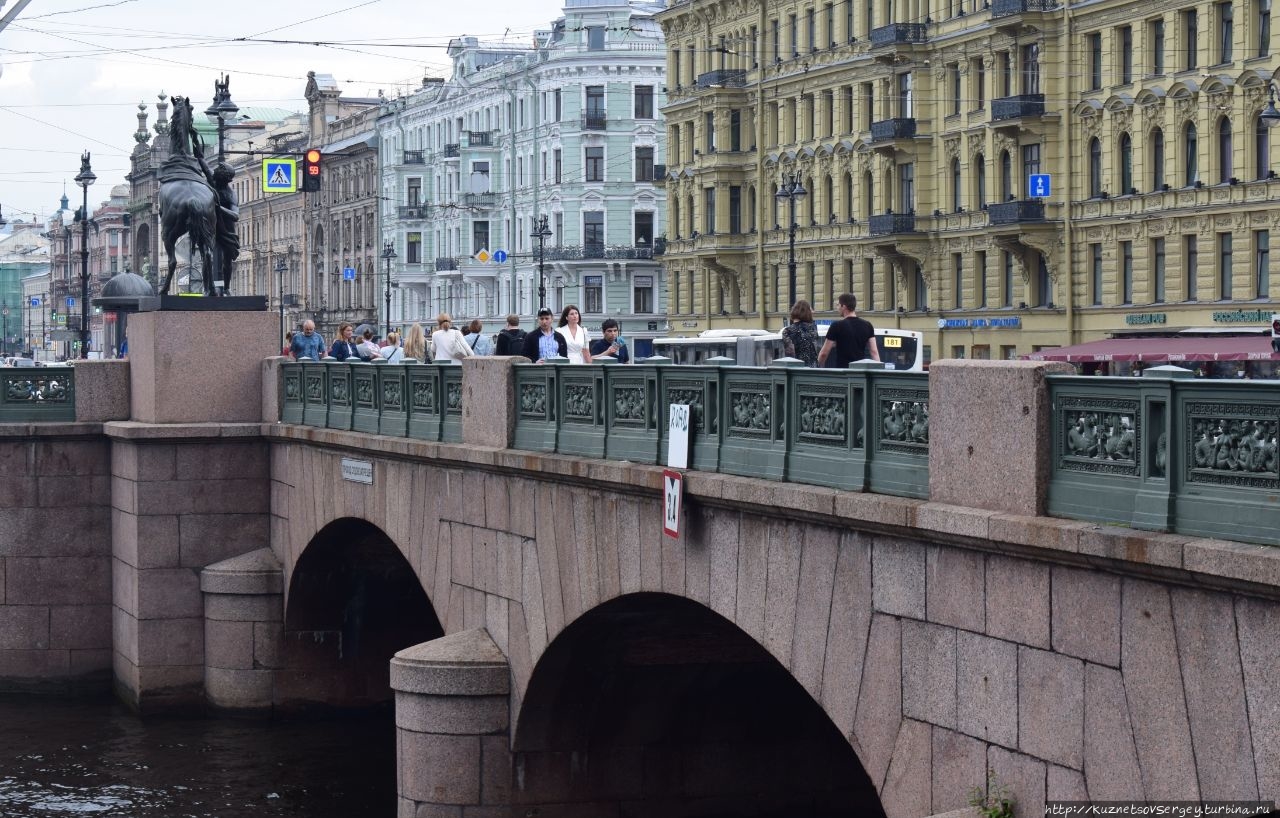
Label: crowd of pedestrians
xmin=282 ymin=305 xmax=632 ymax=366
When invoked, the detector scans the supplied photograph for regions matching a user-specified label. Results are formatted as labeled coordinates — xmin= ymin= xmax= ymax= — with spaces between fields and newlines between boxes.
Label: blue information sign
xmin=29 ymin=297 xmax=41 ymax=308
xmin=342 ymin=267 xmax=356 ymax=281
xmin=1029 ymin=173 xmax=1051 ymax=198
xmin=66 ymin=297 xmax=76 ymax=307
xmin=492 ymin=250 xmax=508 ymax=263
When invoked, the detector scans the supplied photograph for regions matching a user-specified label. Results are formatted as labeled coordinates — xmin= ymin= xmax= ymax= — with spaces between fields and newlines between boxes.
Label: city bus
xmin=651 ymin=327 xmax=925 ymax=370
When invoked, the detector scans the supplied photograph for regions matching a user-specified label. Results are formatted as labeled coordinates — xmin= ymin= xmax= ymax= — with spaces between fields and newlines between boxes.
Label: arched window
xmin=1255 ymin=116 xmax=1272 ymax=179
xmin=1089 ymin=137 xmax=1102 ymax=196
xmin=825 ymin=175 xmax=835 ymax=222
xmin=951 ymin=157 xmax=963 ymax=211
xmin=999 ymin=150 xmax=1013 ymax=200
xmin=975 ymin=153 xmax=987 ymax=208
xmin=863 ymin=170 xmax=875 ymax=217
xmin=1150 ymin=128 xmax=1166 ymax=189
xmin=1119 ymin=133 xmax=1133 ymax=193
xmin=1217 ymin=116 xmax=1233 ymax=183
xmin=1184 ymin=121 xmax=1199 ymax=185
xmin=843 ymin=172 xmax=854 ymax=221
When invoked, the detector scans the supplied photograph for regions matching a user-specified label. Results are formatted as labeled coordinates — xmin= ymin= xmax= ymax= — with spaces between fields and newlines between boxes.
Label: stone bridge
xmin=1 ymin=310 xmax=1278 ymax=817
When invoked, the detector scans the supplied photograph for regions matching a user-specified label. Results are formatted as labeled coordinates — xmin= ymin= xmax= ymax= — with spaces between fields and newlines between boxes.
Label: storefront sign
xmin=1212 ymin=309 xmax=1273 ymax=323
xmin=937 ymin=317 xmax=1022 ymax=329
xmin=1125 ymin=313 xmax=1167 ymax=325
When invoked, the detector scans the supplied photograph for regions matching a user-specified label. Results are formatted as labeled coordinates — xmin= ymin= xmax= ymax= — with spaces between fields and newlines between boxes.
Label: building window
xmin=897 ymin=72 xmax=914 ymax=117
xmin=585 ymin=85 xmax=605 ymax=120
xmin=1257 ymin=230 xmax=1271 ymax=297
xmin=1184 ymin=9 xmax=1199 ymax=70
xmin=1088 ymin=33 xmax=1103 ymax=89
xmin=976 ymin=250 xmax=987 ymax=307
xmin=1258 ymin=117 xmax=1273 ymax=179
xmin=953 ymin=253 xmax=964 ymax=308
xmin=634 ymin=212 xmax=655 ymax=250
xmin=1000 ymin=150 xmax=1013 ymax=200
xmin=1120 ymin=133 xmax=1133 ymax=193
xmin=1089 ymin=138 xmax=1103 ymax=197
xmin=730 ymin=109 xmax=742 ymax=151
xmin=635 ymin=85 xmax=654 ymax=119
xmin=1259 ymin=0 xmax=1272 ymax=55
xmin=951 ymin=158 xmax=962 ymax=211
xmin=472 ymin=221 xmax=489 ymax=255
xmin=1150 ymin=18 xmax=1166 ymax=74
xmin=1218 ymin=116 xmax=1233 ymax=183
xmin=635 ymin=146 xmax=654 ymax=182
xmin=975 ymin=58 xmax=986 ymax=109
xmin=866 ymin=258 xmax=876 ymax=310
xmin=1184 ymin=122 xmax=1199 ymax=185
xmin=584 ymin=212 xmax=604 ymax=254
xmin=407 ymin=178 xmax=422 ymax=205
xmin=789 ymin=12 xmax=799 ymax=56
xmin=1036 ymin=254 xmax=1051 ymax=307
xmin=729 ymin=186 xmax=742 ymax=233
xmin=950 ymin=64 xmax=962 ymax=116
xmin=1022 ymin=143 xmax=1041 ymax=189
xmin=1151 ymin=127 xmax=1166 ymax=189
xmin=584 ymin=275 xmax=603 ymax=314
xmin=1121 ymin=241 xmax=1134 ymax=303
xmin=704 ymin=187 xmax=717 ymax=234
xmin=912 ymin=262 xmax=928 ymax=311
xmin=1219 ymin=232 xmax=1233 ymax=298
xmin=1153 ymin=237 xmax=1166 ymax=302
xmin=998 ymin=51 xmax=1013 ymax=96
xmin=587 ymin=26 xmax=605 ymax=50
xmin=771 ymin=18 xmax=781 ymax=62
xmin=705 ymin=111 xmax=716 ymax=152
xmin=898 ymin=162 xmax=915 ymax=213
xmin=585 ymin=147 xmax=604 ymax=182
xmin=554 ymin=149 xmax=562 ymax=184
xmin=407 ymin=232 xmax=422 ymax=264
xmin=1002 ymin=251 xmax=1015 ymax=307
xmin=807 ymin=7 xmax=816 ymax=51
xmin=634 ymin=275 xmax=654 ymax=313
xmin=1217 ymin=2 xmax=1233 ymax=63
xmin=1021 ymin=43 xmax=1040 ymax=94
xmin=1120 ymin=26 xmax=1134 ymax=83
xmin=1186 ymin=235 xmax=1199 ymax=300
xmin=976 ymin=153 xmax=987 ymax=208
xmin=1091 ymin=243 xmax=1104 ymax=305
xmin=554 ymin=89 xmax=562 ymax=122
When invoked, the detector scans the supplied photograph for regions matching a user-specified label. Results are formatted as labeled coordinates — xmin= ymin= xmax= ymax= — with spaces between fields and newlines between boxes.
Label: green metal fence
xmin=1047 ymin=371 xmax=1280 ymax=546
xmin=0 ymin=366 xmax=76 ymax=422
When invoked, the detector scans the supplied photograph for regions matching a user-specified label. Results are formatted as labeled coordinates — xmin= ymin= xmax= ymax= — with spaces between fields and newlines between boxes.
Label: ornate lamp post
xmin=275 ymin=257 xmax=287 ymax=346
xmin=532 ymin=215 xmax=551 ymax=311
xmin=381 ymin=241 xmax=396 ymax=334
xmin=774 ymin=174 xmax=807 ymax=317
xmin=74 ymin=151 xmax=95 ymax=358
xmin=205 ymin=75 xmax=239 ymax=164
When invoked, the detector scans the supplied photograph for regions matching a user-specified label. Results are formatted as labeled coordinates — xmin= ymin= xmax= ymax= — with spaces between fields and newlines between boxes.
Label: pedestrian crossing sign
xmin=262 ymin=159 xmax=298 ymax=193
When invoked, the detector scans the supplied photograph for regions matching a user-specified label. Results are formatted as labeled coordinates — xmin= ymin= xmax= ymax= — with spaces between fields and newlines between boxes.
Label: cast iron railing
xmin=868 ymin=213 xmax=918 ymax=234
xmin=869 ymin=23 xmax=928 ymax=46
xmin=992 ymin=93 xmax=1046 ymax=121
xmin=986 ymin=200 xmax=1046 ymax=224
xmin=696 ymin=69 xmax=748 ymax=88
xmin=870 ymin=118 xmax=918 ymax=141
xmin=0 ymin=366 xmax=75 ymax=422
xmin=991 ymin=0 xmax=1057 ymax=16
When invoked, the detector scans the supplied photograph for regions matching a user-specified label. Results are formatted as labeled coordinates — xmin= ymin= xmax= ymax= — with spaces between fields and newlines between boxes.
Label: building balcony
xmin=992 ymin=94 xmax=1046 ymax=123
xmin=402 ymin=150 xmax=425 ymax=165
xmin=870 ymin=118 xmax=918 ymax=143
xmin=986 ymin=200 xmax=1046 ymax=225
xmin=991 ymin=0 xmax=1057 ymax=18
xmin=464 ymin=193 xmax=498 ymax=208
xmin=443 ymin=144 xmax=460 ymax=159
xmin=435 ymin=257 xmax=459 ymax=271
xmin=397 ymin=205 xmax=429 ymax=219
xmin=868 ymin=213 xmax=918 ymax=235
xmin=543 ymin=244 xmax=655 ymax=261
xmin=581 ymin=113 xmax=607 ymax=131
xmin=869 ymin=23 xmax=928 ymax=47
xmin=695 ymin=69 xmax=748 ymax=89
xmin=652 ymin=237 xmax=666 ymax=257
xmin=465 ymin=131 xmax=493 ymax=147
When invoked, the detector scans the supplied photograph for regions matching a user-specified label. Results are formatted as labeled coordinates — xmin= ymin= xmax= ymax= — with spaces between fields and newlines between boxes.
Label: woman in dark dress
xmin=781 ymin=300 xmax=820 ymax=366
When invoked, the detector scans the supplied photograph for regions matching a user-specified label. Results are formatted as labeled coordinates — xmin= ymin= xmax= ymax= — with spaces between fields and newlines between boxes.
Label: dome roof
xmin=101 ymin=271 xmax=155 ymax=298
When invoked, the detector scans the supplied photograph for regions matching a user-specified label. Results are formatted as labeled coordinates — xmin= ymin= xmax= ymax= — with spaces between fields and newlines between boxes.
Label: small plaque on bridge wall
xmin=341 ymin=458 xmax=374 ymax=485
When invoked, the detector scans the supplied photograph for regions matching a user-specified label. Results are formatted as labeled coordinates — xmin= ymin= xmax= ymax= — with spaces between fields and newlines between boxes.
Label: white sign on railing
xmin=667 ymin=404 xmax=690 ymax=469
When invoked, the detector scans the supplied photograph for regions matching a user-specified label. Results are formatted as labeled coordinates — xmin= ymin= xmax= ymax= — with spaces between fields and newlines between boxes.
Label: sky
xmin=0 ymin=0 xmax=567 ymax=225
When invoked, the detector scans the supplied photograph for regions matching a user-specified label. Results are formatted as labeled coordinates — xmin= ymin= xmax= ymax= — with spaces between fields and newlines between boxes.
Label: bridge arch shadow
xmin=513 ymin=592 xmax=886 ymax=817
xmin=280 ymin=517 xmax=442 ymax=711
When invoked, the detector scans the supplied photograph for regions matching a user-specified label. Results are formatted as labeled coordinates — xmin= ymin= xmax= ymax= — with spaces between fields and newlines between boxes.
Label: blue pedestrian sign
xmin=66 ymin=297 xmax=76 ymax=307
xmin=492 ymin=250 xmax=508 ymax=263
xmin=29 ymin=297 xmax=41 ymax=308
xmin=342 ymin=267 xmax=356 ymax=281
xmin=1029 ymin=173 xmax=1051 ymax=198
xmin=261 ymin=158 xmax=298 ymax=193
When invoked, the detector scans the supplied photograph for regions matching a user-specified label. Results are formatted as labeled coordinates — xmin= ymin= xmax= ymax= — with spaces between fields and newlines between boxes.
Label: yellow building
xmin=656 ymin=0 xmax=1280 ymax=361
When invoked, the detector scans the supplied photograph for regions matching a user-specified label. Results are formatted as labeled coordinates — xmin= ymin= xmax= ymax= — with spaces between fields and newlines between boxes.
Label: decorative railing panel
xmin=991 ymin=0 xmax=1057 ymax=17
xmin=514 ymin=365 xmax=559 ymax=452
xmin=281 ymin=364 xmax=303 ymax=424
xmin=441 ymin=364 xmax=463 ymax=444
xmin=987 ymin=200 xmax=1046 ymax=224
xmin=991 ymin=93 xmax=1046 ymax=121
xmin=408 ymin=364 xmax=443 ymax=442
xmin=870 ymin=118 xmax=918 ymax=142
xmin=0 ymin=367 xmax=75 ymax=422
xmin=351 ymin=363 xmax=380 ymax=434
xmin=376 ymin=362 xmax=408 ymax=438
xmin=868 ymin=213 xmax=918 ymax=235
xmin=869 ymin=22 xmax=927 ymax=46
xmin=557 ymin=368 xmax=607 ymax=458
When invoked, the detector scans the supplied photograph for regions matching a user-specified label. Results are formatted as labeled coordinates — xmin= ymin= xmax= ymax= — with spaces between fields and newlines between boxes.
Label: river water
xmin=0 ymin=695 xmax=396 ymax=817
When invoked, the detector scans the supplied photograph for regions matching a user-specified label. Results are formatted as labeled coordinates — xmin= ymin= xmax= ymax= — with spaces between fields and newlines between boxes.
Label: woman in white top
xmin=380 ymin=331 xmax=404 ymax=363
xmin=430 ymin=313 xmax=475 ymax=364
xmin=556 ymin=305 xmax=592 ymax=364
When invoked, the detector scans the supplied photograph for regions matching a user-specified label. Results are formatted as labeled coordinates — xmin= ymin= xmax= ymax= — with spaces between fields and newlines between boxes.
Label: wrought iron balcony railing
xmin=987 ymin=200 xmax=1046 ymax=224
xmin=435 ymin=258 xmax=459 ymax=271
xmin=870 ymin=118 xmax=918 ymax=142
xmin=464 ymin=193 xmax=498 ymax=208
xmin=402 ymin=150 xmax=425 ymax=165
xmin=992 ymin=94 xmax=1046 ymax=122
xmin=868 ymin=213 xmax=918 ymax=235
xmin=397 ymin=205 xmax=429 ymax=219
xmin=991 ymin=0 xmax=1057 ymax=17
xmin=869 ymin=23 xmax=928 ymax=47
xmin=581 ymin=113 xmax=607 ymax=131
xmin=695 ymin=69 xmax=748 ymax=89
xmin=465 ymin=131 xmax=493 ymax=147
xmin=543 ymin=244 xmax=654 ymax=261
xmin=443 ymin=144 xmax=460 ymax=158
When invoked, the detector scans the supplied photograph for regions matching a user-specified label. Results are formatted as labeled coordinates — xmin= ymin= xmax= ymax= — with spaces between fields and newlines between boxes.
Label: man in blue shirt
xmin=589 ymin=318 xmax=630 ymax=363
xmin=289 ymin=320 xmax=325 ymax=361
xmin=521 ymin=308 xmax=568 ymax=363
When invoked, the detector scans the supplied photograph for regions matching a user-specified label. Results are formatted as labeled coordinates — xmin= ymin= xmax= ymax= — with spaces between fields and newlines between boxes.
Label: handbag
xmin=452 ymin=330 xmax=475 ymax=358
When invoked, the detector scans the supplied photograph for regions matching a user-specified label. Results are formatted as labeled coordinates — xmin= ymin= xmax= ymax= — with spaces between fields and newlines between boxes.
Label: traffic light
xmin=302 ymin=148 xmax=322 ymax=193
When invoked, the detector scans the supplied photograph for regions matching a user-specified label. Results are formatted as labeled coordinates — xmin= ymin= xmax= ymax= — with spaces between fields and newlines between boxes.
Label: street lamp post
xmin=275 ymin=257 xmax=287 ymax=346
xmin=775 ymin=174 xmax=808 ymax=318
xmin=204 ymin=75 xmax=238 ymax=295
xmin=381 ymin=242 xmax=397 ymax=334
xmin=532 ymin=215 xmax=551 ymax=311
xmin=74 ymin=152 xmax=95 ymax=358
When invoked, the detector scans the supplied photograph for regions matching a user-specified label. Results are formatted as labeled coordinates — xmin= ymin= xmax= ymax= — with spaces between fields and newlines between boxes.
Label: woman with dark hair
xmin=556 ymin=305 xmax=592 ymax=364
xmin=328 ymin=322 xmax=359 ymax=361
xmin=781 ymin=300 xmax=820 ymax=366
xmin=462 ymin=319 xmax=494 ymax=355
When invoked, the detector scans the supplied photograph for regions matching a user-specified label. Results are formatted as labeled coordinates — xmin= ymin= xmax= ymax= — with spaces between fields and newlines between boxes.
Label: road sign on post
xmin=1029 ymin=173 xmax=1051 ymax=198
xmin=492 ymin=250 xmax=508 ymax=263
xmin=262 ymin=159 xmax=298 ymax=193
xmin=342 ymin=267 xmax=356 ymax=281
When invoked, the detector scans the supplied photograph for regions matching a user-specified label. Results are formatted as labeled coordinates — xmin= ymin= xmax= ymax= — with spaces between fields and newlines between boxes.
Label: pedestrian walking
xmin=521 ymin=308 xmax=568 ymax=363
xmin=380 ymin=331 xmax=404 ymax=362
xmin=781 ymin=300 xmax=820 ymax=366
xmin=404 ymin=322 xmax=431 ymax=362
xmin=290 ymin=320 xmax=325 ymax=361
xmin=329 ymin=323 xmax=360 ymax=361
xmin=818 ymin=294 xmax=880 ymax=368
xmin=431 ymin=313 xmax=474 ymax=364
xmin=556 ymin=305 xmax=592 ymax=364
xmin=494 ymin=314 xmax=526 ymax=356
xmin=463 ymin=320 xmax=494 ymax=355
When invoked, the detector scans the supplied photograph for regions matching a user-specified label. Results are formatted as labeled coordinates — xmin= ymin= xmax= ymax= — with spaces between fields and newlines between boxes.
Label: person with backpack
xmin=494 ymin=314 xmax=527 ymax=356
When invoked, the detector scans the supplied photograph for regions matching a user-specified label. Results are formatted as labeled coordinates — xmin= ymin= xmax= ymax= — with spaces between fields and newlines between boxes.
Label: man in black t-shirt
xmin=818 ymin=293 xmax=881 ymax=369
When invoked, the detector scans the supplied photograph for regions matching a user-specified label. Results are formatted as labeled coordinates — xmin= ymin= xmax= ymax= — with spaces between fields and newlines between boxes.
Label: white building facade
xmin=378 ymin=0 xmax=667 ymax=351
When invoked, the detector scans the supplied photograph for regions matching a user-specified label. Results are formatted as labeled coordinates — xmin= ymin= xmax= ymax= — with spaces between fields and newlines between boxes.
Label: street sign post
xmin=262 ymin=159 xmax=298 ymax=193
xmin=492 ymin=250 xmax=508 ymax=263
xmin=29 ymin=297 xmax=40 ymax=308
xmin=662 ymin=469 xmax=683 ymax=539
xmin=342 ymin=267 xmax=356 ymax=281
xmin=1029 ymin=173 xmax=1051 ymax=198
xmin=65 ymin=297 xmax=75 ymax=307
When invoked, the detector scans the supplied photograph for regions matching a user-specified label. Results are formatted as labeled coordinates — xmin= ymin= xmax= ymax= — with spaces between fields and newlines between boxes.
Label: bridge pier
xmin=390 ymin=628 xmax=512 ymax=815
xmin=200 ymin=548 xmax=283 ymax=714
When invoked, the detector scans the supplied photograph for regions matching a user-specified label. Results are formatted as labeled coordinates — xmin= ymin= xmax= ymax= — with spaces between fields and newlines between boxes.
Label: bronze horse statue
xmin=158 ymin=96 xmax=219 ymax=295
